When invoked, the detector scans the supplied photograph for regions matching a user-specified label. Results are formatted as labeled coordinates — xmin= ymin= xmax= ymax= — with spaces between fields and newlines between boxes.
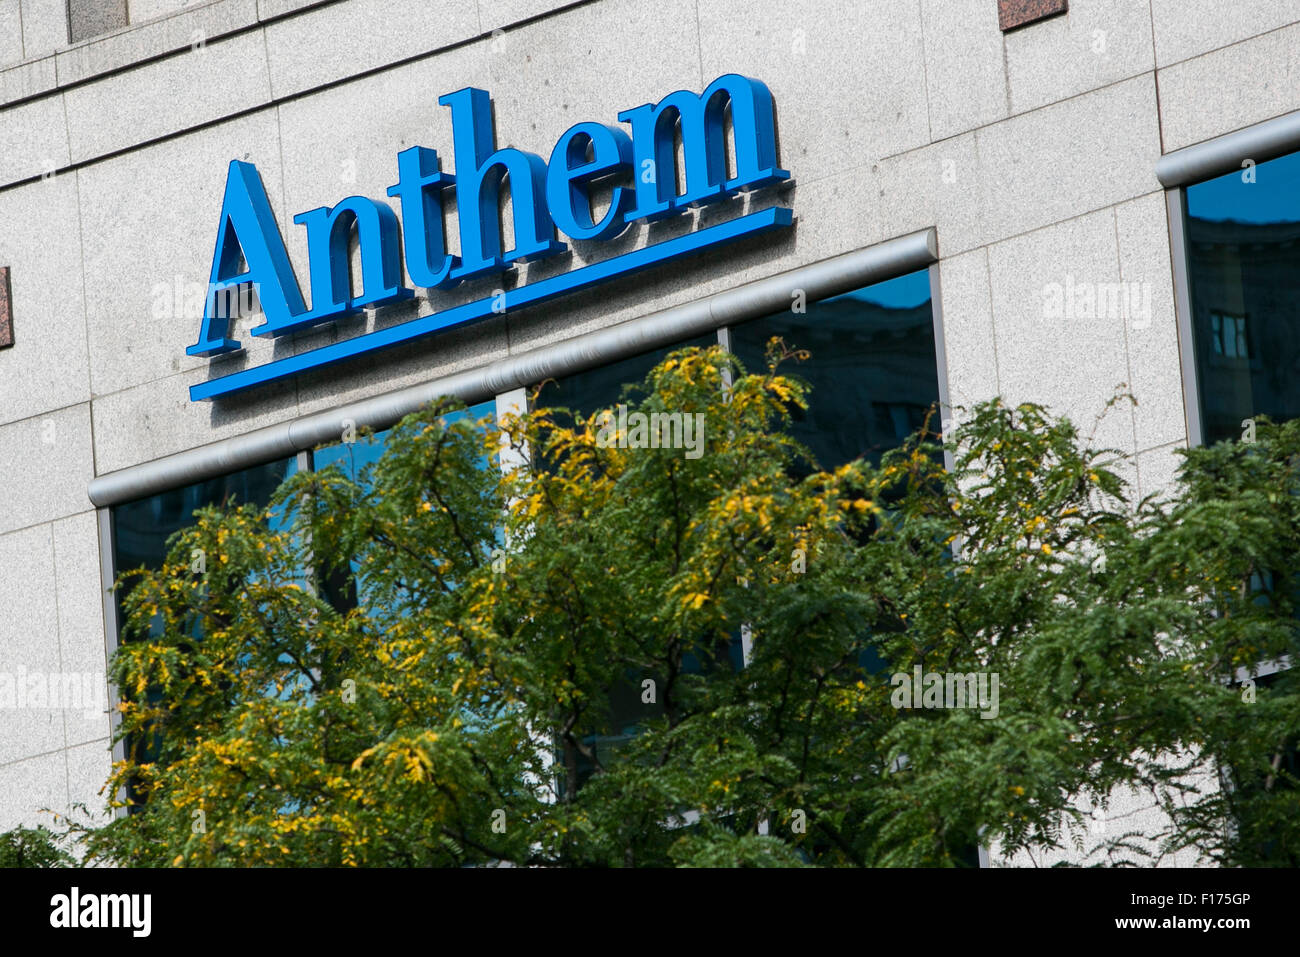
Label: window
xmin=531 ymin=334 xmax=726 ymax=789
xmin=310 ymin=401 xmax=497 ymax=610
xmin=729 ymin=269 xmax=941 ymax=471
xmin=104 ymin=252 xmax=947 ymax=831
xmin=112 ymin=456 xmax=300 ymax=622
xmin=1210 ymin=311 xmax=1251 ymax=359
xmin=1180 ymin=144 xmax=1300 ymax=866
xmin=532 ymin=333 xmax=720 ymax=422
xmin=1183 ymin=150 xmax=1300 ymax=444
xmin=110 ymin=456 xmax=299 ymax=798
xmin=1226 ymin=669 xmax=1300 ymax=866
xmin=108 ymin=403 xmax=499 ymax=800
xmin=529 ymin=270 xmax=944 ymax=793
xmin=311 ymin=401 xmax=496 ymax=486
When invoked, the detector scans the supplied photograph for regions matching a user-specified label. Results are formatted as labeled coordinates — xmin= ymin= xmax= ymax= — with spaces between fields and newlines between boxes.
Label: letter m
xmin=101 ymin=895 xmax=129 ymax=927
xmin=945 ymin=672 xmax=979 ymax=710
xmin=619 ymin=74 xmax=788 ymax=221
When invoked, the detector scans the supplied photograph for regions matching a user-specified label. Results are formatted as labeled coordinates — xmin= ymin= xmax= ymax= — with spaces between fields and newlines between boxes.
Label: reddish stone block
xmin=998 ymin=0 xmax=1068 ymax=32
xmin=0 ymin=267 xmax=12 ymax=349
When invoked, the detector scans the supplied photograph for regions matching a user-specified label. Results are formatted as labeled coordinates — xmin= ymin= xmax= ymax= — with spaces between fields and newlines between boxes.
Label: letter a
xmin=187 ymin=161 xmax=307 ymax=356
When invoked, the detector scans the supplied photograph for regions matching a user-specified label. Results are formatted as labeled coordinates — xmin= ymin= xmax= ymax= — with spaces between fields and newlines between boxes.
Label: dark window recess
xmin=1227 ymin=670 xmax=1300 ymax=866
xmin=534 ymin=334 xmax=726 ymax=793
xmin=1185 ymin=150 xmax=1300 ymax=444
xmin=541 ymin=273 xmax=944 ymax=798
xmin=310 ymin=400 xmax=497 ymax=611
xmin=1210 ymin=312 xmax=1251 ymax=359
xmin=110 ymin=456 xmax=299 ymax=805
xmin=730 ymin=268 xmax=942 ymax=472
xmin=533 ymin=333 xmax=720 ymax=422
xmin=68 ymin=0 xmax=128 ymax=43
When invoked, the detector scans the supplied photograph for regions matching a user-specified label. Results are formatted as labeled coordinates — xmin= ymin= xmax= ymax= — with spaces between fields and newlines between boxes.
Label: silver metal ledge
xmin=88 ymin=227 xmax=938 ymax=507
xmin=1156 ymin=108 xmax=1300 ymax=188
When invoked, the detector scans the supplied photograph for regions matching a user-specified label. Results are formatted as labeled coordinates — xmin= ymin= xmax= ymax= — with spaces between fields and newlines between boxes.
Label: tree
xmin=0 ymin=826 xmax=76 ymax=867
xmin=78 ymin=344 xmax=1299 ymax=867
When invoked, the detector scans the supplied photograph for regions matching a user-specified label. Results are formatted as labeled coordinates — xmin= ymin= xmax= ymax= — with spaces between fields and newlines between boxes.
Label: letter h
xmin=439 ymin=87 xmax=565 ymax=281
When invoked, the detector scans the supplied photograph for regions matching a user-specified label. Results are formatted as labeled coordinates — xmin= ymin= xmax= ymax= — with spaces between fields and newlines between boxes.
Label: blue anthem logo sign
xmin=186 ymin=74 xmax=791 ymax=401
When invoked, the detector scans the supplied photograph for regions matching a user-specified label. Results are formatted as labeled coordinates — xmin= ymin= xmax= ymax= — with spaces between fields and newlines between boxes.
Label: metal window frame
xmin=96 ymin=507 xmax=128 ymax=818
xmin=1166 ymin=186 xmax=1203 ymax=449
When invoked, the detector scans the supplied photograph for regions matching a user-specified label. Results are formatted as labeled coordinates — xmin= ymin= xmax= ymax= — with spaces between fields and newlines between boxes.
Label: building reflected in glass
xmin=1185 ymin=151 xmax=1300 ymax=444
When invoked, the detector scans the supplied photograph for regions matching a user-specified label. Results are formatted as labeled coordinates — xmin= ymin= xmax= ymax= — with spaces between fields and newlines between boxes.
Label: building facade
xmin=1 ymin=0 xmax=1298 ymax=866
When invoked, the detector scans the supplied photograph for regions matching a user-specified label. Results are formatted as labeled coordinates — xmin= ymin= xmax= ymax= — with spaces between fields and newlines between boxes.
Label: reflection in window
xmin=110 ymin=457 xmax=299 ymax=801
xmin=729 ymin=268 xmax=941 ymax=470
xmin=312 ymin=401 xmax=496 ymax=487
xmin=310 ymin=400 xmax=497 ymax=610
xmin=1209 ymin=311 xmax=1250 ymax=359
xmin=1185 ymin=151 xmax=1300 ymax=444
xmin=533 ymin=333 xmax=719 ymax=422
xmin=532 ymin=334 xmax=731 ymax=792
xmin=112 ymin=456 xmax=299 ymax=618
xmin=534 ymin=274 xmax=944 ymax=794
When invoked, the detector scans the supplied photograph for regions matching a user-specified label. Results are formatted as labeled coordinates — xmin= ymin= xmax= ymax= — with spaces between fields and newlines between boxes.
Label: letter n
xmin=187 ymin=160 xmax=307 ymax=356
xmin=267 ymin=196 xmax=413 ymax=333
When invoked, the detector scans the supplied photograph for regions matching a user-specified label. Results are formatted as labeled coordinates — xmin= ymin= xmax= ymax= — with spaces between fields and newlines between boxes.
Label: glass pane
xmin=110 ymin=457 xmax=299 ymax=797
xmin=533 ymin=334 xmax=721 ymax=791
xmin=112 ymin=456 xmax=299 ymax=586
xmin=1185 ymin=150 xmax=1300 ymax=444
xmin=311 ymin=399 xmax=498 ymax=609
xmin=729 ymin=268 xmax=941 ymax=470
xmin=532 ymin=333 xmax=719 ymax=421
xmin=312 ymin=400 xmax=497 ymax=486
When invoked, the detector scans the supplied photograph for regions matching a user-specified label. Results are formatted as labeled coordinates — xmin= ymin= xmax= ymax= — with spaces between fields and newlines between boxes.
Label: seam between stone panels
xmin=62 ymin=744 xmax=72 ymax=813
xmin=1000 ymin=17 xmax=1011 ymax=117
xmin=1153 ymin=15 xmax=1300 ymax=73
xmin=0 ymin=741 xmax=70 ymax=771
xmin=72 ymin=167 xmax=96 ymax=475
xmin=0 ymin=509 xmax=100 ymax=546
xmin=982 ymin=246 xmax=1001 ymax=397
xmin=7 ymin=0 xmax=342 ymax=105
xmin=1135 ymin=439 xmax=1189 ymax=500
xmin=0 ymin=738 xmax=112 ymax=771
xmin=1137 ymin=437 xmax=1188 ymax=457
xmin=915 ymin=0 xmax=934 ymax=144
xmin=59 ymin=82 xmax=71 ymax=165
xmin=692 ymin=0 xmax=704 ymax=92
xmin=0 ymin=0 xmax=603 ymax=197
xmin=0 ymin=508 xmax=94 ymax=542
xmin=0 ymin=397 xmax=96 ymax=431
xmin=875 ymin=68 xmax=1158 ymax=165
xmin=1112 ymin=205 xmax=1140 ymax=462
xmin=1153 ymin=25 xmax=1300 ymax=155
xmin=907 ymin=186 xmax=1166 ymax=264
xmin=0 ymin=397 xmax=94 ymax=439
xmin=47 ymin=521 xmax=72 ymax=765
xmin=1146 ymin=0 xmax=1164 ymax=155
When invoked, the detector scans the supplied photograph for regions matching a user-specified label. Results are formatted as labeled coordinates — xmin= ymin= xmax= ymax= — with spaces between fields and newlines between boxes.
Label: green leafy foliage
xmin=0 ymin=826 xmax=76 ymax=867
xmin=74 ymin=345 xmax=1300 ymax=867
